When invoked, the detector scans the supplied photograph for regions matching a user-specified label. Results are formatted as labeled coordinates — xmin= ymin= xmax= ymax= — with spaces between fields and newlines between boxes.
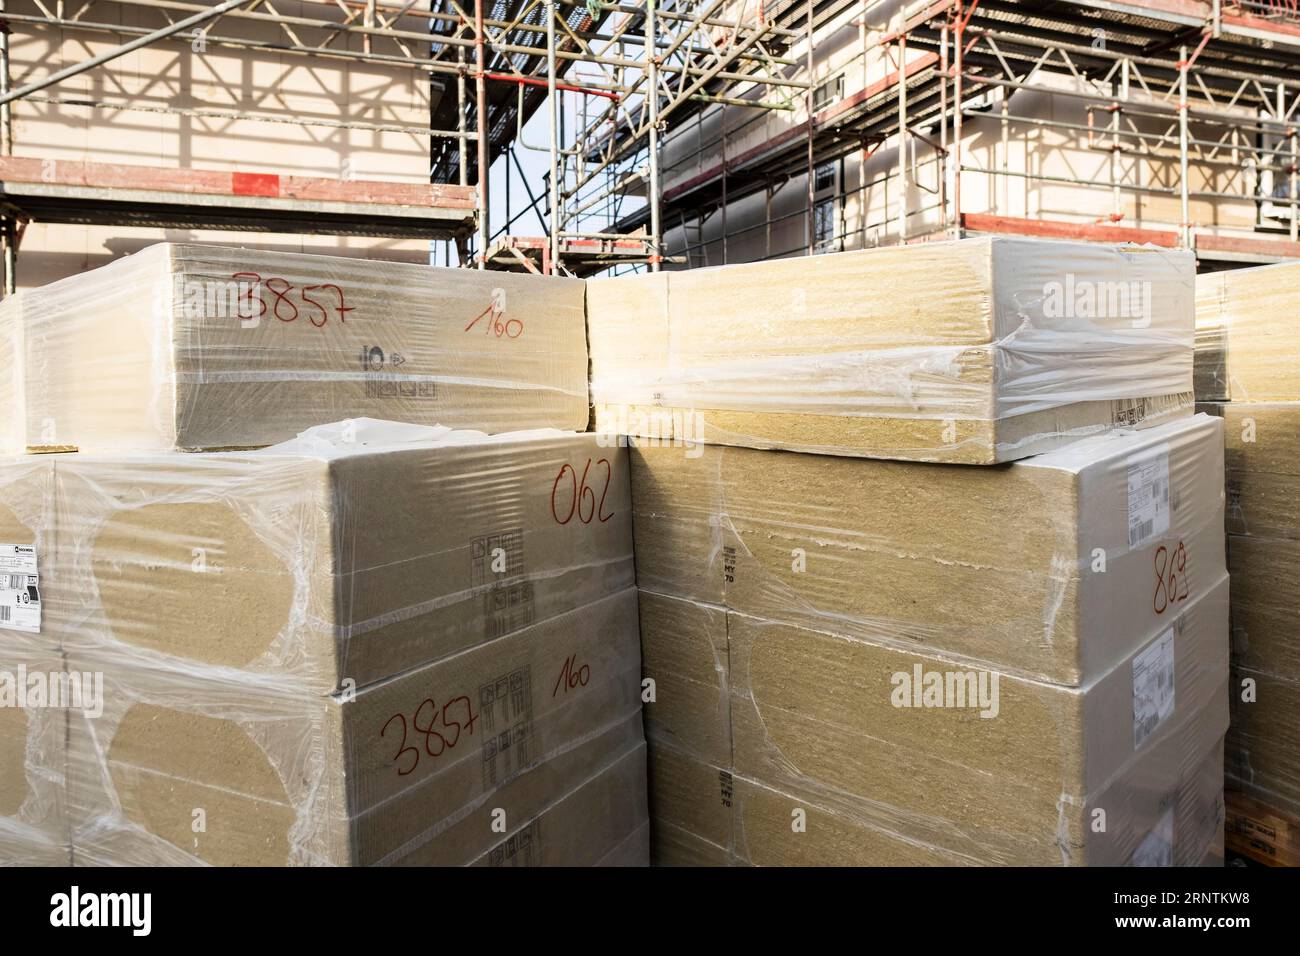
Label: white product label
xmin=1131 ymin=806 xmax=1175 ymax=867
xmin=1126 ymin=446 xmax=1170 ymax=548
xmin=0 ymin=544 xmax=41 ymax=633
xmin=1112 ymin=397 xmax=1150 ymax=428
xmin=1133 ymin=628 xmax=1175 ymax=749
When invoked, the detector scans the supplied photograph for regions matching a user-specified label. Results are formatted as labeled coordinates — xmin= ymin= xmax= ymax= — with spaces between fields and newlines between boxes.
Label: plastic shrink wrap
xmin=0 ymin=422 xmax=648 ymax=866
xmin=1195 ymin=261 xmax=1300 ymax=402
xmin=0 ymin=244 xmax=589 ymax=453
xmin=1200 ymin=401 xmax=1300 ymax=864
xmin=0 ymin=632 xmax=69 ymax=866
xmin=0 ymin=457 xmax=66 ymax=864
xmin=1193 ymin=260 xmax=1300 ymax=863
xmin=632 ymin=414 xmax=1228 ymax=865
xmin=632 ymin=414 xmax=1225 ymax=686
xmin=587 ymin=237 xmax=1196 ymax=464
xmin=0 ymin=294 xmax=22 ymax=455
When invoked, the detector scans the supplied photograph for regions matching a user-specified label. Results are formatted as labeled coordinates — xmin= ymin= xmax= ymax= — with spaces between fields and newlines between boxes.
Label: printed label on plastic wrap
xmin=359 ymin=344 xmax=436 ymax=400
xmin=0 ymin=544 xmax=41 ymax=633
xmin=479 ymin=666 xmax=537 ymax=788
xmin=1127 ymin=446 xmax=1170 ymax=548
xmin=1132 ymin=806 xmax=1175 ymax=867
xmin=1112 ymin=397 xmax=1150 ymax=428
xmin=719 ymin=770 xmax=734 ymax=809
xmin=1133 ymin=627 xmax=1175 ymax=749
xmin=482 ymin=582 xmax=536 ymax=640
xmin=471 ymin=530 xmax=536 ymax=639
xmin=486 ymin=819 xmax=542 ymax=867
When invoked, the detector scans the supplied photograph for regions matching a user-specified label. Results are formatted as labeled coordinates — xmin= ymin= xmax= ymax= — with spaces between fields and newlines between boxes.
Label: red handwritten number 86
xmin=1153 ymin=541 xmax=1189 ymax=614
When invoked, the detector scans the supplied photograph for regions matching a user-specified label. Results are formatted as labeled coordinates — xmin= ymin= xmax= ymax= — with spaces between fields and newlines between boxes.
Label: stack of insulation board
xmin=587 ymin=236 xmax=1197 ymax=463
xmin=0 ymin=245 xmax=649 ymax=866
xmin=588 ymin=237 xmax=1229 ymax=866
xmin=0 ymin=243 xmax=591 ymax=454
xmin=1197 ymin=262 xmax=1300 ymax=866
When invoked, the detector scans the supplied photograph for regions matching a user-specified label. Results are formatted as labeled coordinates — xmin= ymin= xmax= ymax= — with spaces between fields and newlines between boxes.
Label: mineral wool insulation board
xmin=0 ymin=243 xmax=588 ymax=453
xmin=588 ymin=236 xmax=1195 ymax=464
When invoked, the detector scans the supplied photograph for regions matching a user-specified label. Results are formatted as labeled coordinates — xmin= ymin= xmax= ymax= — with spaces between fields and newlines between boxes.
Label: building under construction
xmin=1 ymin=1 xmax=1299 ymax=280
xmin=6 ymin=0 xmax=1300 ymax=879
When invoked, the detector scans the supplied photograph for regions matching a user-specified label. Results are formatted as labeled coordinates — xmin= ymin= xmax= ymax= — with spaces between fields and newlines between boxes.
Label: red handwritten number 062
xmin=551 ymin=458 xmax=614 ymax=525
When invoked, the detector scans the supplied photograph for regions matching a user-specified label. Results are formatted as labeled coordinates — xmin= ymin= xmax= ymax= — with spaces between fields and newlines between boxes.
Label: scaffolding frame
xmin=592 ymin=0 xmax=1300 ymax=267
xmin=0 ymin=0 xmax=808 ymax=283
xmin=14 ymin=2 xmax=1295 ymax=281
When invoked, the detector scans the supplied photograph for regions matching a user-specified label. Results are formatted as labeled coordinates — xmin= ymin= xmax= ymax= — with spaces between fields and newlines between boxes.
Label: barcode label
xmin=1127 ymin=447 xmax=1171 ymax=549
xmin=1133 ymin=628 xmax=1176 ymax=749
xmin=1112 ymin=397 xmax=1150 ymax=427
xmin=0 ymin=544 xmax=41 ymax=633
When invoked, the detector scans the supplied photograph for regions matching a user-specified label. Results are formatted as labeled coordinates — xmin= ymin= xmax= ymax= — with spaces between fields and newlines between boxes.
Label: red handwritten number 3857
xmin=232 ymin=272 xmax=354 ymax=328
xmin=551 ymin=458 xmax=614 ymax=525
xmin=380 ymin=695 xmax=479 ymax=776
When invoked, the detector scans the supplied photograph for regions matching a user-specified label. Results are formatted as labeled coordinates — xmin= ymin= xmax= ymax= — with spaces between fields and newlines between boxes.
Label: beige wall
xmin=5 ymin=1 xmax=438 ymax=287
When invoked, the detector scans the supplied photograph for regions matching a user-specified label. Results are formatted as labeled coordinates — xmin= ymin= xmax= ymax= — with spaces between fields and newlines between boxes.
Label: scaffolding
xmin=0 ymin=0 xmax=808 ymax=284
xmin=586 ymin=0 xmax=1300 ymax=267
xmin=8 ymin=2 xmax=1291 ymax=282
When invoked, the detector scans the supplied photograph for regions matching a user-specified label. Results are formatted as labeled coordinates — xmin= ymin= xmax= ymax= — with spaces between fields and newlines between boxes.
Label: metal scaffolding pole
xmin=897 ymin=33 xmax=908 ymax=242
xmin=1179 ymin=43 xmax=1190 ymax=249
xmin=647 ymin=0 xmax=661 ymax=272
xmin=475 ymin=0 xmax=489 ymax=268
xmin=548 ymin=0 xmax=560 ymax=272
xmin=805 ymin=0 xmax=815 ymax=255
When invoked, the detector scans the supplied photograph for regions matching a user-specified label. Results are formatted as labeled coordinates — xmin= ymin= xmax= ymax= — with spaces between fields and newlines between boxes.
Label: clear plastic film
xmin=631 ymin=413 xmax=1226 ymax=687
xmin=632 ymin=414 xmax=1229 ymax=866
xmin=66 ymin=589 xmax=647 ymax=867
xmin=0 ymin=425 xmax=648 ymax=866
xmin=1195 ymin=261 xmax=1300 ymax=403
xmin=7 ymin=243 xmax=589 ymax=453
xmin=1199 ymin=401 xmax=1300 ymax=825
xmin=0 ymin=293 xmax=24 ymax=456
xmin=51 ymin=425 xmax=636 ymax=694
xmin=587 ymin=236 xmax=1196 ymax=464
xmin=640 ymin=578 xmax=1227 ymax=868
xmin=0 ymin=632 xmax=70 ymax=866
xmin=0 ymin=456 xmax=64 ymax=864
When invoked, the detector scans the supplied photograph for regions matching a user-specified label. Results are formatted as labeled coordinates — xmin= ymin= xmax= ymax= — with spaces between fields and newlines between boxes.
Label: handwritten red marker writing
xmin=380 ymin=694 xmax=479 ymax=776
xmin=465 ymin=288 xmax=522 ymax=339
xmin=551 ymin=458 xmax=614 ymax=525
xmin=553 ymin=654 xmax=591 ymax=698
xmin=231 ymin=272 xmax=354 ymax=328
xmin=1153 ymin=541 xmax=1189 ymax=615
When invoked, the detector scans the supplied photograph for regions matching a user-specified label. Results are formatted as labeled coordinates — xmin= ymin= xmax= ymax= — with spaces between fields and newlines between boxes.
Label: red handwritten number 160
xmin=465 ymin=288 xmax=522 ymax=339
xmin=553 ymin=654 xmax=590 ymax=697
